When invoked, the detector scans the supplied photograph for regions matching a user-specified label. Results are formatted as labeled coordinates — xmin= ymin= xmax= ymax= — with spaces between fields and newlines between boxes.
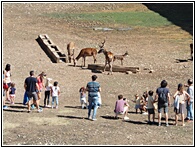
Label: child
xmin=173 ymin=83 xmax=190 ymax=126
xmin=98 ymin=92 xmax=102 ymax=108
xmin=139 ymin=95 xmax=147 ymax=114
xmin=147 ymin=90 xmax=155 ymax=124
xmin=79 ymin=87 xmax=88 ymax=109
xmin=44 ymin=78 xmax=52 ymax=107
xmin=9 ymin=82 xmax=16 ymax=104
xmin=114 ymin=94 xmax=129 ymax=120
xmin=51 ymin=81 xmax=60 ymax=109
xmin=132 ymin=94 xmax=140 ymax=114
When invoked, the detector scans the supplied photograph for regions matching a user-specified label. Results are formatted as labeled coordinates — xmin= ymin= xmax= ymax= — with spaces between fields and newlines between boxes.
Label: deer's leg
xmin=93 ymin=55 xmax=97 ymax=63
xmin=109 ymin=63 xmax=113 ymax=75
xmin=121 ymin=60 xmax=123 ymax=66
xmin=103 ymin=61 xmax=107 ymax=72
xmin=84 ymin=57 xmax=86 ymax=67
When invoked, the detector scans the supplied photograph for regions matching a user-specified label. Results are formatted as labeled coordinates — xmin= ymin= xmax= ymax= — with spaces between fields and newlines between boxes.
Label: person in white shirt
xmin=51 ymin=81 xmax=60 ymax=109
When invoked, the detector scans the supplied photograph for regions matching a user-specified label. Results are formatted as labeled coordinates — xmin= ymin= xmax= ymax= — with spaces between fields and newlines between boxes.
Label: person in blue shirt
xmin=86 ymin=75 xmax=101 ymax=121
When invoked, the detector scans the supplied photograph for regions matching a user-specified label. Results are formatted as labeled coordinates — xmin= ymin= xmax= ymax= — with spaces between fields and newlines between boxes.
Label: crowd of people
xmin=2 ymin=64 xmax=194 ymax=126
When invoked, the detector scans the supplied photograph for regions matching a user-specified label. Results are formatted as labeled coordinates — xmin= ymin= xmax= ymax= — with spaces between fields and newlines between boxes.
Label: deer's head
xmin=98 ymin=39 xmax=106 ymax=54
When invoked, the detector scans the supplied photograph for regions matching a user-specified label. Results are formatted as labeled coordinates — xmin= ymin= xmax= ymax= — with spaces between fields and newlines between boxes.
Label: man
xmin=24 ymin=70 xmax=42 ymax=113
xmin=86 ymin=75 xmax=101 ymax=121
xmin=155 ymin=80 xmax=170 ymax=126
xmin=185 ymin=79 xmax=194 ymax=121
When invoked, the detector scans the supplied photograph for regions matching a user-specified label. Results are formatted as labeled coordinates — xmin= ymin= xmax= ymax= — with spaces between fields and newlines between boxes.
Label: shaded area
xmin=143 ymin=3 xmax=193 ymax=35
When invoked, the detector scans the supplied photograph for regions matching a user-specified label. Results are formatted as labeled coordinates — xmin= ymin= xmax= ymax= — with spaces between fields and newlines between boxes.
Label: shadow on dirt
xmin=3 ymin=109 xmax=27 ymax=113
xmin=57 ymin=115 xmax=85 ymax=120
xmin=175 ymin=58 xmax=192 ymax=63
xmin=67 ymin=65 xmax=102 ymax=73
xmin=64 ymin=105 xmax=82 ymax=109
xmin=143 ymin=3 xmax=193 ymax=35
xmin=101 ymin=115 xmax=120 ymax=120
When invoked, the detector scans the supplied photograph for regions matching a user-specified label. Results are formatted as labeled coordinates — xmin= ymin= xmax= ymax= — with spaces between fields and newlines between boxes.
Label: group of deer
xmin=67 ymin=40 xmax=129 ymax=75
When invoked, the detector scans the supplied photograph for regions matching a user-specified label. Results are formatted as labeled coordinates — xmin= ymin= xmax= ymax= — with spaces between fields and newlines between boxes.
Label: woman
xmin=3 ymin=64 xmax=11 ymax=101
xmin=173 ymin=83 xmax=190 ymax=126
xmin=36 ymin=72 xmax=46 ymax=106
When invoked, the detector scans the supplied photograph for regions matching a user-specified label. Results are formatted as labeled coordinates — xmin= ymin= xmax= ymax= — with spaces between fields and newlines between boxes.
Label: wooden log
xmin=88 ymin=64 xmax=139 ymax=73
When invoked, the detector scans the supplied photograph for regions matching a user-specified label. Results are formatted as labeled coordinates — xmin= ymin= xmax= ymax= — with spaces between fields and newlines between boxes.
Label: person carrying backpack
xmin=155 ymin=80 xmax=171 ymax=127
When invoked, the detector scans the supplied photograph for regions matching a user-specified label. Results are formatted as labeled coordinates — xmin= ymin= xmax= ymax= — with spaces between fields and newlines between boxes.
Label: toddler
xmin=51 ymin=81 xmax=60 ymax=109
xmin=9 ymin=82 xmax=16 ymax=104
xmin=139 ymin=96 xmax=147 ymax=114
xmin=132 ymin=94 xmax=140 ymax=114
xmin=98 ymin=92 xmax=102 ymax=108
xmin=79 ymin=87 xmax=88 ymax=109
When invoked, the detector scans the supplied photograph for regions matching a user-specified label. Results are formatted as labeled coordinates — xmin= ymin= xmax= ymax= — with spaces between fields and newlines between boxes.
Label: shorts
xmin=80 ymin=97 xmax=87 ymax=104
xmin=27 ymin=92 xmax=38 ymax=101
xmin=115 ymin=106 xmax=128 ymax=115
xmin=158 ymin=103 xmax=168 ymax=113
xmin=174 ymin=103 xmax=186 ymax=114
xmin=135 ymin=104 xmax=140 ymax=109
xmin=10 ymin=94 xmax=15 ymax=98
xmin=148 ymin=108 xmax=155 ymax=114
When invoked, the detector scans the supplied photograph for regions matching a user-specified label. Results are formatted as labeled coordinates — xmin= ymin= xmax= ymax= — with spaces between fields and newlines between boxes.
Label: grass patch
xmin=43 ymin=11 xmax=172 ymax=27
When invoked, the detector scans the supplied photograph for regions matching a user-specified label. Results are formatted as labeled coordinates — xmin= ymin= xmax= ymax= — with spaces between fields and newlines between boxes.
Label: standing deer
xmin=98 ymin=39 xmax=114 ymax=75
xmin=190 ymin=43 xmax=193 ymax=60
xmin=73 ymin=48 xmax=97 ymax=67
xmin=67 ymin=42 xmax=75 ymax=63
xmin=113 ymin=51 xmax=129 ymax=66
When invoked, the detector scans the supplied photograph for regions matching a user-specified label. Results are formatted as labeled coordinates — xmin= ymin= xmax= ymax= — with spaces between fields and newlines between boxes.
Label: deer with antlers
xmin=73 ymin=47 xmax=97 ymax=67
xmin=98 ymin=39 xmax=114 ymax=75
xmin=67 ymin=42 xmax=75 ymax=63
xmin=113 ymin=51 xmax=129 ymax=66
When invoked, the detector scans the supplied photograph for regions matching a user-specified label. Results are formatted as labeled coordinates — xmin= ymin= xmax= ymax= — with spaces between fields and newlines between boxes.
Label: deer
xmin=73 ymin=47 xmax=97 ymax=67
xmin=67 ymin=42 xmax=75 ymax=63
xmin=190 ymin=43 xmax=193 ymax=60
xmin=113 ymin=51 xmax=129 ymax=66
xmin=98 ymin=39 xmax=114 ymax=75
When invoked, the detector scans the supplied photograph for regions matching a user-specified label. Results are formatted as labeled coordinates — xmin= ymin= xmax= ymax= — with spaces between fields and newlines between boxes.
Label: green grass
xmin=43 ymin=11 xmax=172 ymax=27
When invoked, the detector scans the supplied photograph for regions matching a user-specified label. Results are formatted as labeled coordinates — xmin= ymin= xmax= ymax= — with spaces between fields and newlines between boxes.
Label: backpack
xmin=159 ymin=89 xmax=167 ymax=104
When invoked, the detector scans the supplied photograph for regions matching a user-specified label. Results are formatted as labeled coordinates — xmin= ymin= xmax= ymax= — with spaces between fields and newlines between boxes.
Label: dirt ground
xmin=2 ymin=3 xmax=194 ymax=146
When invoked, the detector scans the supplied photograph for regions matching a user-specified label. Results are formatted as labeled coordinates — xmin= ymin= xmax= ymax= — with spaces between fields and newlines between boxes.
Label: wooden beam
xmin=88 ymin=64 xmax=139 ymax=73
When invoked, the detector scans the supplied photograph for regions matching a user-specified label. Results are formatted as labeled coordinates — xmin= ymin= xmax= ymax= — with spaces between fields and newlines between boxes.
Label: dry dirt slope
xmin=2 ymin=3 xmax=194 ymax=145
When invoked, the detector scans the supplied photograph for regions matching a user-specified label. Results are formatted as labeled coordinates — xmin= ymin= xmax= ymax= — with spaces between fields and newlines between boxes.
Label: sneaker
xmin=37 ymin=109 xmax=43 ymax=113
xmin=51 ymin=106 xmax=54 ymax=109
xmin=92 ymin=118 xmax=97 ymax=121
xmin=123 ymin=116 xmax=129 ymax=120
xmin=31 ymin=104 xmax=35 ymax=110
xmin=182 ymin=124 xmax=185 ymax=126
xmin=185 ymin=117 xmax=189 ymax=120
xmin=142 ymin=112 xmax=148 ymax=115
xmin=3 ymin=105 xmax=8 ymax=109
xmin=27 ymin=110 xmax=31 ymax=113
xmin=166 ymin=123 xmax=169 ymax=127
xmin=158 ymin=123 xmax=161 ymax=126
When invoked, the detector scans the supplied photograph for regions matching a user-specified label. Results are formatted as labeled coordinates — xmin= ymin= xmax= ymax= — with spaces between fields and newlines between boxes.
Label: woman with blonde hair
xmin=173 ymin=83 xmax=190 ymax=126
